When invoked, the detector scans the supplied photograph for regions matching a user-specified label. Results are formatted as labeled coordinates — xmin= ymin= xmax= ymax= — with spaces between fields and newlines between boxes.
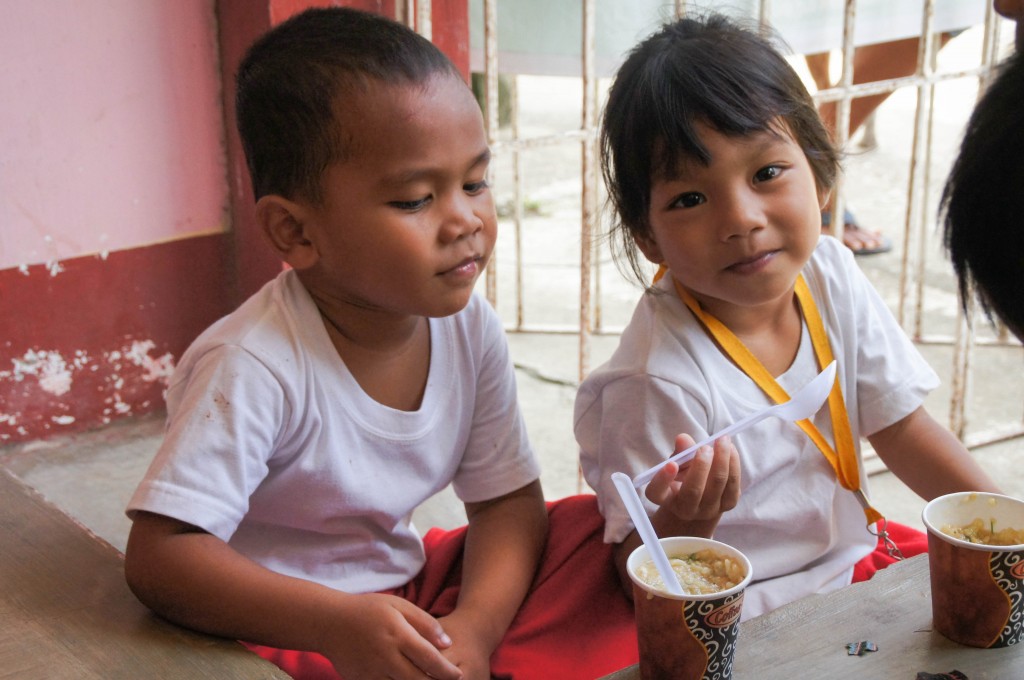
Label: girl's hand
xmin=611 ymin=436 xmax=742 ymax=594
xmin=320 ymin=593 xmax=463 ymax=680
xmin=646 ymin=433 xmax=741 ymax=529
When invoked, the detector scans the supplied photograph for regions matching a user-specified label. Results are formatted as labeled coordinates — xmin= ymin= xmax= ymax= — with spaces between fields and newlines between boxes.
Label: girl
xmin=575 ymin=13 xmax=1000 ymax=620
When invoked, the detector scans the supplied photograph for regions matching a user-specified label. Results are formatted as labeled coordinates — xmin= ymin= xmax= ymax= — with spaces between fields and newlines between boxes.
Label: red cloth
xmin=851 ymin=520 xmax=929 ymax=583
xmin=245 ymin=494 xmax=638 ymax=680
xmin=245 ymin=508 xmax=928 ymax=678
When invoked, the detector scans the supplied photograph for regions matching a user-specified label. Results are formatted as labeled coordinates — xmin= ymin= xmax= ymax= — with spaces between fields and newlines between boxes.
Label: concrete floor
xmin=2 ymin=25 xmax=1022 ymax=556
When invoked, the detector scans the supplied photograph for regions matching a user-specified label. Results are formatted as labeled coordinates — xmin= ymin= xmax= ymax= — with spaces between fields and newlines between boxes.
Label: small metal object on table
xmin=0 ymin=467 xmax=291 ymax=679
xmin=601 ymin=553 xmax=1022 ymax=679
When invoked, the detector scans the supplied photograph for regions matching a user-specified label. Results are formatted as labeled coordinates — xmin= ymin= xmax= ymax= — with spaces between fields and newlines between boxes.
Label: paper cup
xmin=626 ymin=537 xmax=753 ymax=680
xmin=922 ymin=492 xmax=1024 ymax=648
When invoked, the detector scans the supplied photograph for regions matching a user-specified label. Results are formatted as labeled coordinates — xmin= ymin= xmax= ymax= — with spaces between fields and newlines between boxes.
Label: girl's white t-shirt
xmin=128 ymin=270 xmax=540 ymax=594
xmin=575 ymin=236 xmax=938 ymax=619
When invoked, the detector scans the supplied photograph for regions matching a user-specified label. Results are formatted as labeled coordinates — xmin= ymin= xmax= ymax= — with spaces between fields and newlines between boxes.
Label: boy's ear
xmin=635 ymin=232 xmax=665 ymax=265
xmin=256 ymin=195 xmax=319 ymax=270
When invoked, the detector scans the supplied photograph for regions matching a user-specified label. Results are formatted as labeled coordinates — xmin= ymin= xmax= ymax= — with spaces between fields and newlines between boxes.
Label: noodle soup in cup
xmin=922 ymin=492 xmax=1024 ymax=648
xmin=627 ymin=537 xmax=753 ymax=680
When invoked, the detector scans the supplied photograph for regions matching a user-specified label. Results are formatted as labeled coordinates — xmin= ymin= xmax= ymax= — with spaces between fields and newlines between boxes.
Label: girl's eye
xmin=389 ymin=196 xmax=431 ymax=211
xmin=671 ymin=192 xmax=706 ymax=209
xmin=464 ymin=179 xmax=490 ymax=194
xmin=754 ymin=165 xmax=782 ymax=183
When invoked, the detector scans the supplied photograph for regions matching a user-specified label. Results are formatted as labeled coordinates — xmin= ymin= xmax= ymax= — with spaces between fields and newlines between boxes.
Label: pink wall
xmin=0 ymin=1 xmax=227 ymax=270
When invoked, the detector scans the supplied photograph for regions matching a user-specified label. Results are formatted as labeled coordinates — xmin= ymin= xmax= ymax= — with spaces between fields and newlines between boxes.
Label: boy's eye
xmin=464 ymin=179 xmax=490 ymax=194
xmin=389 ymin=196 xmax=431 ymax=211
xmin=670 ymin=192 xmax=706 ymax=209
xmin=754 ymin=165 xmax=782 ymax=182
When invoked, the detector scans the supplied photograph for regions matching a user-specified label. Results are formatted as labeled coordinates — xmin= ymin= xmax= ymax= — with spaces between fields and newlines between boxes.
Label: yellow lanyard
xmin=668 ymin=272 xmax=884 ymax=527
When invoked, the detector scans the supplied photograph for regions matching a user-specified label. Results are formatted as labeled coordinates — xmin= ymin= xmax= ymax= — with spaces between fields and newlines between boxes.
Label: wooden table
xmin=602 ymin=554 xmax=1022 ymax=679
xmin=0 ymin=468 xmax=291 ymax=679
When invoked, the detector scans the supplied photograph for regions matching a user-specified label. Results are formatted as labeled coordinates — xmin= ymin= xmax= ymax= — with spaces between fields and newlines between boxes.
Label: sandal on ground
xmin=821 ymin=209 xmax=893 ymax=256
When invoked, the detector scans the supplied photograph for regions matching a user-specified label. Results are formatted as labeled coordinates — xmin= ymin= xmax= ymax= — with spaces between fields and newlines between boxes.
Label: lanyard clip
xmin=871 ymin=517 xmax=905 ymax=561
xmin=855 ymin=489 xmax=902 ymax=559
xmin=856 ymin=489 xmax=904 ymax=561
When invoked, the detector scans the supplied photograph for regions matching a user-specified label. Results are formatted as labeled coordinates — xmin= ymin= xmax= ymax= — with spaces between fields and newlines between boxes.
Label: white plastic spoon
xmin=611 ymin=471 xmax=685 ymax=596
xmin=631 ymin=360 xmax=838 ymax=488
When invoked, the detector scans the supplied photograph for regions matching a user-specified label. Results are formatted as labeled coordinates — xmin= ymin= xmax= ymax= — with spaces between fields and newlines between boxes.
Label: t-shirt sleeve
xmin=576 ymin=371 xmax=710 ymax=544
xmin=126 ymin=345 xmax=288 ymax=541
xmin=813 ymin=237 xmax=939 ymax=437
xmin=449 ymin=298 xmax=540 ymax=504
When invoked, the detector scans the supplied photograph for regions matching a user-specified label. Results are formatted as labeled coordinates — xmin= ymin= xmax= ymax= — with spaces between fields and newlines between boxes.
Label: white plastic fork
xmin=631 ymin=360 xmax=838 ymax=488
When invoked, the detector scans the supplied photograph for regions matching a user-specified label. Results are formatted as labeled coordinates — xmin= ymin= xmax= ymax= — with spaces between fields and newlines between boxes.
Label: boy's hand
xmin=125 ymin=512 xmax=464 ymax=679
xmin=321 ymin=593 xmax=463 ymax=680
xmin=434 ymin=610 xmax=495 ymax=680
xmin=646 ymin=433 xmax=741 ymax=529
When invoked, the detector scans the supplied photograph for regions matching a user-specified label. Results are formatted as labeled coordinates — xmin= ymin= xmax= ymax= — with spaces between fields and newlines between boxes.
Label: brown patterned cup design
xmin=922 ymin=492 xmax=1024 ymax=648
xmin=627 ymin=537 xmax=753 ymax=680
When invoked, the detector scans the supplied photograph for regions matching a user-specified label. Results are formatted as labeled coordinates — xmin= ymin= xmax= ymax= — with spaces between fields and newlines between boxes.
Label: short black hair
xmin=236 ymin=7 xmax=460 ymax=203
xmin=600 ymin=13 xmax=839 ymax=285
xmin=941 ymin=51 xmax=1024 ymax=339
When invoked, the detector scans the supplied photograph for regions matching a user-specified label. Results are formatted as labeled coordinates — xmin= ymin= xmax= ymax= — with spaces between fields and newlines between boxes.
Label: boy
xmin=124 ymin=8 xmax=634 ymax=680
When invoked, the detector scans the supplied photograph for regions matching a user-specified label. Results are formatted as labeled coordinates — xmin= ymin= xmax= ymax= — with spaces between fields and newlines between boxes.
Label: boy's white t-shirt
xmin=128 ymin=269 xmax=540 ymax=594
xmin=576 ymin=236 xmax=939 ymax=620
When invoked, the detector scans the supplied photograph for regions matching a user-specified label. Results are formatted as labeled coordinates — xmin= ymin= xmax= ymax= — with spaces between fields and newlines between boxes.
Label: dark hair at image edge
xmin=941 ymin=50 xmax=1024 ymax=336
xmin=235 ymin=7 xmax=460 ymax=203
xmin=599 ymin=12 xmax=839 ymax=286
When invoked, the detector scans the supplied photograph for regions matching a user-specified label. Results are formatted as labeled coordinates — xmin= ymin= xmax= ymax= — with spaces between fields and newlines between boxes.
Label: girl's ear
xmin=256 ymin=195 xmax=319 ymax=270
xmin=818 ymin=186 xmax=833 ymax=211
xmin=635 ymin=232 xmax=665 ymax=265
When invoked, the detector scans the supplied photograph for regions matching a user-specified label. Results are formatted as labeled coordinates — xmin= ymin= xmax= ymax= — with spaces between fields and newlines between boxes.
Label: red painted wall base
xmin=0 ymin=234 xmax=235 ymax=444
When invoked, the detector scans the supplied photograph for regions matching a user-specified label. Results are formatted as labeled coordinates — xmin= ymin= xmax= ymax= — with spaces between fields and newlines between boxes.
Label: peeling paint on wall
xmin=0 ymin=339 xmax=177 ymax=441
xmin=125 ymin=339 xmax=175 ymax=384
xmin=7 ymin=349 xmax=74 ymax=396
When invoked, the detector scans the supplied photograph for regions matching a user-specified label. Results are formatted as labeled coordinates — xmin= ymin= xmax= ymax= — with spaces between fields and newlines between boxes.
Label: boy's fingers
xmin=402 ymin=644 xmax=463 ymax=680
xmin=395 ymin=603 xmax=462 ymax=679
xmin=397 ymin=600 xmax=454 ymax=650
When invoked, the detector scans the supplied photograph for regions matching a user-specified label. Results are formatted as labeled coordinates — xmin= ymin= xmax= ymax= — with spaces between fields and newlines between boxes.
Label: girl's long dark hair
xmin=601 ymin=13 xmax=839 ymax=285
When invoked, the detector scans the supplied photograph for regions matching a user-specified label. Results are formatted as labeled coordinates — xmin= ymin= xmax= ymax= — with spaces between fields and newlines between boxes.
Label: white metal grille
xmin=469 ymin=0 xmax=1021 ymax=486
